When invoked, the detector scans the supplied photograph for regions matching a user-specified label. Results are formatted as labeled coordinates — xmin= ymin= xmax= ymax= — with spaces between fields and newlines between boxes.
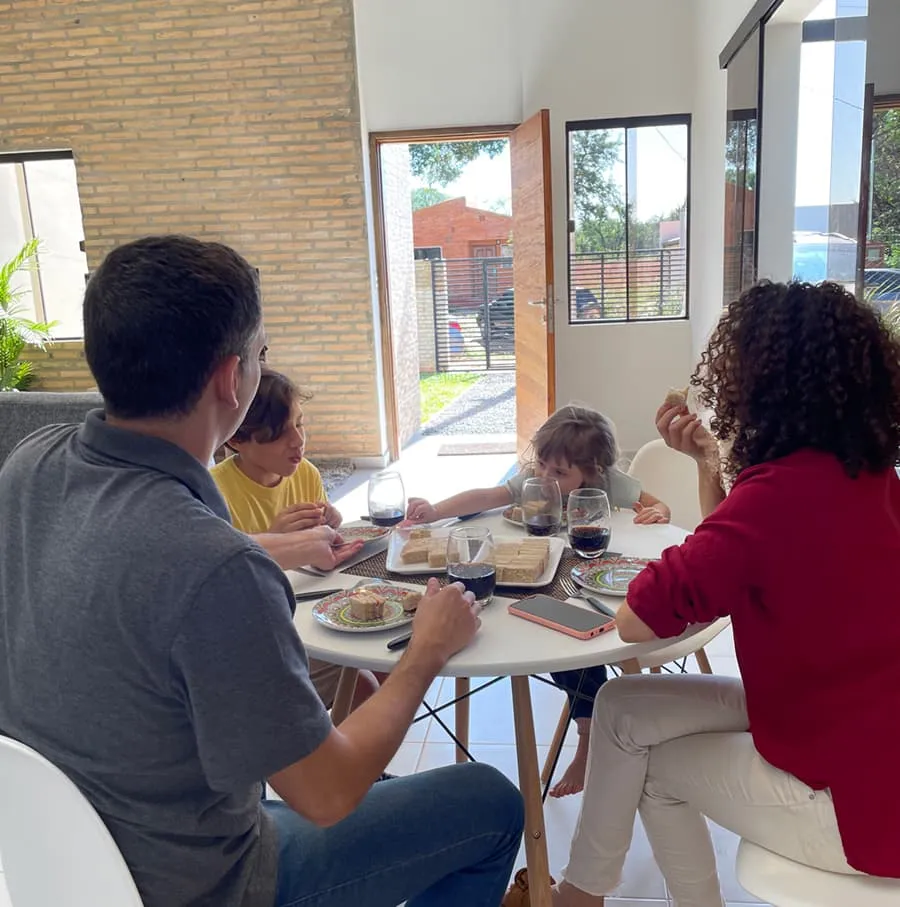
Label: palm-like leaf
xmin=0 ymin=238 xmax=58 ymax=391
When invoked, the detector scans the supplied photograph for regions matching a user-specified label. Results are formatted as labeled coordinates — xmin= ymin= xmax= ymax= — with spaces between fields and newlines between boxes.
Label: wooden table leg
xmin=618 ymin=658 xmax=642 ymax=675
xmin=511 ymin=675 xmax=552 ymax=907
xmin=331 ymin=667 xmax=359 ymax=725
xmin=455 ymin=677 xmax=470 ymax=764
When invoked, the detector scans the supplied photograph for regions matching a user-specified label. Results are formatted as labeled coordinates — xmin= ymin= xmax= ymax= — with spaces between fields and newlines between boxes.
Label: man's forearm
xmin=335 ymin=642 xmax=441 ymax=772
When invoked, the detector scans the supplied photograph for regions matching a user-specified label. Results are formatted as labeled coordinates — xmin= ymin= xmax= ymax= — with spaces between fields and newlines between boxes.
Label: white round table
xmin=290 ymin=509 xmax=694 ymax=907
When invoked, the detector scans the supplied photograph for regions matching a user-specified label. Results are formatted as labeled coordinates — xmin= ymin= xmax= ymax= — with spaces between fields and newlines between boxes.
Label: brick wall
xmin=1 ymin=0 xmax=381 ymax=459
xmin=380 ymin=144 xmax=420 ymax=446
xmin=28 ymin=342 xmax=95 ymax=391
xmin=413 ymin=198 xmax=512 ymax=260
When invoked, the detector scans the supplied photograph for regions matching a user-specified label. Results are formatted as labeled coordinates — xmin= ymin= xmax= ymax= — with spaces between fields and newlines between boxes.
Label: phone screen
xmin=510 ymin=595 xmax=615 ymax=633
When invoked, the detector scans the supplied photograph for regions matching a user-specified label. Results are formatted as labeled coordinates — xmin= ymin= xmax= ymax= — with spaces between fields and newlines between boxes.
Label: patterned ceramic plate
xmin=338 ymin=525 xmax=391 ymax=543
xmin=570 ymin=556 xmax=653 ymax=597
xmin=311 ymin=584 xmax=421 ymax=633
xmin=501 ymin=506 xmax=525 ymax=527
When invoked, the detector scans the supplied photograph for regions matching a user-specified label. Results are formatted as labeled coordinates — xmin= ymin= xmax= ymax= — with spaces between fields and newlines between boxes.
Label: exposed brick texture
xmin=28 ymin=342 xmax=95 ymax=391
xmin=2 ymin=0 xmax=381 ymax=458
xmin=413 ymin=197 xmax=512 ymax=260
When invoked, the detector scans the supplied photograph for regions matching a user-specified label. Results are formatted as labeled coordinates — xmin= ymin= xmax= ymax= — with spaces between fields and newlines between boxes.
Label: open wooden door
xmin=511 ymin=109 xmax=555 ymax=456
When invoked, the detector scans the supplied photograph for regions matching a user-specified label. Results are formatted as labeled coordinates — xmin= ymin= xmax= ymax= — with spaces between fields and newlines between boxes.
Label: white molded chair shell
xmin=638 ymin=618 xmax=730 ymax=669
xmin=736 ymin=839 xmax=900 ymax=907
xmin=0 ymin=735 xmax=144 ymax=907
xmin=628 ymin=438 xmax=703 ymax=532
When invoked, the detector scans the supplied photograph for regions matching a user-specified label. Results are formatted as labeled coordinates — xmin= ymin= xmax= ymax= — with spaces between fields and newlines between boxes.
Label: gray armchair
xmin=0 ymin=391 xmax=103 ymax=467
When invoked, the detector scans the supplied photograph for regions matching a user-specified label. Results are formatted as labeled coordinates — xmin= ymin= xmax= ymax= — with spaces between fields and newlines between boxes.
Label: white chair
xmin=736 ymin=839 xmax=900 ymax=906
xmin=627 ymin=438 xmax=703 ymax=531
xmin=0 ymin=735 xmax=144 ymax=907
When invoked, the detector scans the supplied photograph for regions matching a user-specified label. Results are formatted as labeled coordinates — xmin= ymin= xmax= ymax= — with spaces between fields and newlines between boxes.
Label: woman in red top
xmin=554 ymin=282 xmax=900 ymax=907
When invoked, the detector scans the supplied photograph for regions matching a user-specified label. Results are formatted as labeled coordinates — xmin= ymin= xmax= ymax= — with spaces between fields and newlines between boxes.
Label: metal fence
xmin=569 ymin=248 xmax=687 ymax=321
xmin=428 ymin=257 xmax=515 ymax=372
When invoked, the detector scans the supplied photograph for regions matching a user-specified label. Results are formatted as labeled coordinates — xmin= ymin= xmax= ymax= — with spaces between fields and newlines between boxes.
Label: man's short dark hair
xmin=83 ymin=235 xmax=262 ymax=419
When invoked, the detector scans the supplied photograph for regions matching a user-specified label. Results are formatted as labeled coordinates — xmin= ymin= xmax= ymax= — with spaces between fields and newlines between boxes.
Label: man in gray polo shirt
xmin=0 ymin=235 xmax=523 ymax=907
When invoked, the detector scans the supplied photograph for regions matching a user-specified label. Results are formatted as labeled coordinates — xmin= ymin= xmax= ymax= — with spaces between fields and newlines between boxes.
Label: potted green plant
xmin=0 ymin=238 xmax=57 ymax=391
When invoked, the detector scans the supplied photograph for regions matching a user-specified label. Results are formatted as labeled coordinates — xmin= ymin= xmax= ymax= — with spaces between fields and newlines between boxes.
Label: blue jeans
xmin=265 ymin=762 xmax=524 ymax=907
xmin=551 ymin=665 xmax=609 ymax=721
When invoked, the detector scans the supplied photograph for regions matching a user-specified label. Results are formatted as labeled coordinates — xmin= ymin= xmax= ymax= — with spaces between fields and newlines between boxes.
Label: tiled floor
xmin=376 ymin=623 xmax=768 ymax=907
xmin=0 ymin=448 xmax=770 ymax=907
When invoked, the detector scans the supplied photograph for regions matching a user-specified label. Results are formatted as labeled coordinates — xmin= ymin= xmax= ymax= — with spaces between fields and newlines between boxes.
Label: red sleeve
xmin=627 ymin=466 xmax=771 ymax=638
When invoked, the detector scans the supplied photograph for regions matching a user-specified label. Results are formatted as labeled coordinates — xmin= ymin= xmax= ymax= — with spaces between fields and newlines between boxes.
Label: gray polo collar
xmin=78 ymin=410 xmax=230 ymax=521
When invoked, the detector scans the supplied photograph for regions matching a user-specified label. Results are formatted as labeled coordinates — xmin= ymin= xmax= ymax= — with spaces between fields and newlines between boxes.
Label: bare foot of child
xmin=549 ymin=748 xmax=588 ymax=797
xmin=550 ymin=718 xmax=590 ymax=798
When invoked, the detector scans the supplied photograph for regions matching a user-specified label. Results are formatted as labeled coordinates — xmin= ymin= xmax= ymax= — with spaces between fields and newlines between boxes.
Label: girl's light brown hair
xmin=230 ymin=367 xmax=311 ymax=445
xmin=527 ymin=404 xmax=619 ymax=483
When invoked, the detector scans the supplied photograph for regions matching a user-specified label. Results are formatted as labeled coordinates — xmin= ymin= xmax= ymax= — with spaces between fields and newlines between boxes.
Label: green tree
xmin=410 ymin=187 xmax=450 ymax=211
xmin=725 ymin=116 xmax=758 ymax=191
xmin=870 ymin=108 xmax=900 ymax=267
xmin=569 ymin=129 xmax=627 ymax=253
xmin=408 ymin=140 xmax=507 ymax=186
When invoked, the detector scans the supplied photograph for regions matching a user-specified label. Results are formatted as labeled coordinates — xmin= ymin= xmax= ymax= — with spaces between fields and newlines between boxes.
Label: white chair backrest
xmin=628 ymin=439 xmax=703 ymax=532
xmin=0 ymin=735 xmax=143 ymax=907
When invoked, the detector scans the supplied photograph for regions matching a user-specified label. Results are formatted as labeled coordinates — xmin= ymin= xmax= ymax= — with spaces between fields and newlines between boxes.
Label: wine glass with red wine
xmin=446 ymin=526 xmax=496 ymax=606
xmin=368 ymin=470 xmax=406 ymax=527
xmin=567 ymin=488 xmax=611 ymax=558
xmin=521 ymin=477 xmax=563 ymax=536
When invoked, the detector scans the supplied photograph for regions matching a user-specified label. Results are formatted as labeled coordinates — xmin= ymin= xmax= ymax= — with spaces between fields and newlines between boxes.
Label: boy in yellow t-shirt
xmin=212 ymin=368 xmax=378 ymax=711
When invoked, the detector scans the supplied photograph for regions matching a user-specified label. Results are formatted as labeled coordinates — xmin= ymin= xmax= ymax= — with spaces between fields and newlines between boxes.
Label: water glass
xmin=446 ymin=526 xmax=496 ymax=606
xmin=567 ymin=488 xmax=612 ymax=558
xmin=368 ymin=470 xmax=406 ymax=527
xmin=521 ymin=476 xmax=563 ymax=536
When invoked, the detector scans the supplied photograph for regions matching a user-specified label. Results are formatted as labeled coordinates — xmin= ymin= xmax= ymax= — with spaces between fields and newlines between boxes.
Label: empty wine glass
xmin=368 ymin=470 xmax=406 ymax=527
xmin=567 ymin=488 xmax=612 ymax=558
xmin=521 ymin=477 xmax=563 ymax=537
xmin=446 ymin=526 xmax=496 ymax=606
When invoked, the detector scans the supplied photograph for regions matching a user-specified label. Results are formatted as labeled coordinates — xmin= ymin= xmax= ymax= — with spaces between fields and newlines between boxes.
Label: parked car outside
xmin=864 ymin=268 xmax=900 ymax=314
xmin=476 ymin=287 xmax=602 ymax=345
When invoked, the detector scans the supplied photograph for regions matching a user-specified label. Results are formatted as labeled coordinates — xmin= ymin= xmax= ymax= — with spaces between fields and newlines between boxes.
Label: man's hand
xmin=305 ymin=528 xmax=364 ymax=571
xmin=406 ymin=497 xmax=438 ymax=524
xmin=633 ymin=501 xmax=671 ymax=525
xmin=408 ymin=578 xmax=479 ymax=667
xmin=270 ymin=503 xmax=325 ymax=533
xmin=655 ymin=403 xmax=718 ymax=465
xmin=322 ymin=502 xmax=342 ymax=529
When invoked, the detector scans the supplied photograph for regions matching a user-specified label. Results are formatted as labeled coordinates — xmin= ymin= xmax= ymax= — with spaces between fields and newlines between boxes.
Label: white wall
xmin=355 ymin=0 xmax=756 ymax=451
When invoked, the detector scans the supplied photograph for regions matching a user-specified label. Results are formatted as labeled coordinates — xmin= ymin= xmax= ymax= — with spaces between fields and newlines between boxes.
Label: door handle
xmin=528 ymin=299 xmax=546 ymax=307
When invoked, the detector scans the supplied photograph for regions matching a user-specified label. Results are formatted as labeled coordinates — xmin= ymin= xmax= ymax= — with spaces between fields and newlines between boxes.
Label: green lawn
xmin=419 ymin=372 xmax=480 ymax=423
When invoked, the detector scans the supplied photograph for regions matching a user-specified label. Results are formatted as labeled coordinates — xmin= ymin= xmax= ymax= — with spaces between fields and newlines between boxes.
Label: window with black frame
xmin=567 ymin=115 xmax=690 ymax=323
xmin=723 ymin=27 xmax=761 ymax=306
xmin=0 ymin=150 xmax=89 ymax=340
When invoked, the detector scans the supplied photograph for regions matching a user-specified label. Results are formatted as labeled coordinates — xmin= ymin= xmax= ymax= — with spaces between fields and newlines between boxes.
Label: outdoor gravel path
xmin=422 ymin=371 xmax=515 ymax=436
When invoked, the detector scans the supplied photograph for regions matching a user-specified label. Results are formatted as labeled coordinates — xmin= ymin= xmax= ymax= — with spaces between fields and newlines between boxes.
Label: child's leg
xmin=549 ymin=666 xmax=608 ymax=798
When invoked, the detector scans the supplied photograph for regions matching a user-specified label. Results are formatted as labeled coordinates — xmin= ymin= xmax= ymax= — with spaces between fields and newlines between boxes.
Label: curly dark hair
xmin=692 ymin=280 xmax=900 ymax=481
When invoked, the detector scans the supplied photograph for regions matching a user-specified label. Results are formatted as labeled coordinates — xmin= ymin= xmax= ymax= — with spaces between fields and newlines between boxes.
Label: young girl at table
xmin=212 ymin=367 xmax=379 ymax=712
xmin=406 ymin=403 xmax=671 ymax=797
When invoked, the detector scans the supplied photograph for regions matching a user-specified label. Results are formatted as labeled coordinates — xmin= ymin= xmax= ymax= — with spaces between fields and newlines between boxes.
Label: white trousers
xmin=563 ymin=674 xmax=857 ymax=907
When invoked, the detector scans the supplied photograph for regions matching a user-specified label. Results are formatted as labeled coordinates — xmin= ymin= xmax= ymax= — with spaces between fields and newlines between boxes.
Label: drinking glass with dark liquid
xmin=521 ymin=477 xmax=563 ymax=537
xmin=446 ymin=527 xmax=496 ymax=606
xmin=368 ymin=470 xmax=406 ymax=527
xmin=567 ymin=488 xmax=612 ymax=558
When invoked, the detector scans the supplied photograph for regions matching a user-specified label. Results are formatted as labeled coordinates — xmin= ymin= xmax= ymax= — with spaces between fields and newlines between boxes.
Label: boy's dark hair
xmin=83 ymin=235 xmax=261 ymax=419
xmin=528 ymin=404 xmax=619 ymax=482
xmin=694 ymin=280 xmax=900 ymax=480
xmin=231 ymin=367 xmax=311 ymax=445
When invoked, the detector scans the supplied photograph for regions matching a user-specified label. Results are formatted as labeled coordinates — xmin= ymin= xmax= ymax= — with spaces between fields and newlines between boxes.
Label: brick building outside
xmin=413 ymin=198 xmax=512 ymax=261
